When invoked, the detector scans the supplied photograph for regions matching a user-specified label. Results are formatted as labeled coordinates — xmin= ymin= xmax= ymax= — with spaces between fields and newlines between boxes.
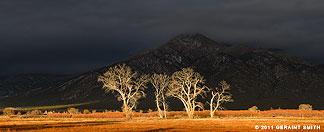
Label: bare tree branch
xmin=167 ymin=68 xmax=209 ymax=119
xmin=209 ymin=80 xmax=233 ymax=118
xmin=98 ymin=64 xmax=148 ymax=118
xmin=150 ymin=73 xmax=170 ymax=118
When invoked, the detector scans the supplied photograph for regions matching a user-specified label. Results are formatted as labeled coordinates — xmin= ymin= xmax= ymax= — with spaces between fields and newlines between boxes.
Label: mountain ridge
xmin=1 ymin=33 xmax=324 ymax=110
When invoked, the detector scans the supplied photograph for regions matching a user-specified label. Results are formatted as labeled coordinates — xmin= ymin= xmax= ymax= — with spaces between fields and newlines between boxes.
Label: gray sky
xmin=1 ymin=0 xmax=324 ymax=76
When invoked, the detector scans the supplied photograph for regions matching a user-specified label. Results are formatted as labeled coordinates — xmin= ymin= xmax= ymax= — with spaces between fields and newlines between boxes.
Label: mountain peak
xmin=173 ymin=33 xmax=208 ymax=40
xmin=164 ymin=33 xmax=225 ymax=49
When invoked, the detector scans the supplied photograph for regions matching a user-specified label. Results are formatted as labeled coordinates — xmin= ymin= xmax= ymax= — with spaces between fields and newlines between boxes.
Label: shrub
xmin=174 ymin=114 xmax=183 ymax=119
xmin=147 ymin=109 xmax=153 ymax=113
xmin=67 ymin=108 xmax=79 ymax=114
xmin=27 ymin=110 xmax=43 ymax=115
xmin=248 ymin=106 xmax=260 ymax=112
xmin=3 ymin=107 xmax=15 ymax=115
xmin=299 ymin=104 xmax=312 ymax=111
xmin=83 ymin=109 xmax=90 ymax=114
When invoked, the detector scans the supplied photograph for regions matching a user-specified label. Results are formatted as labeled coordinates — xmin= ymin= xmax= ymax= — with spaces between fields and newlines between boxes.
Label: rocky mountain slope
xmin=1 ymin=34 xmax=324 ymax=110
xmin=0 ymin=74 xmax=70 ymax=98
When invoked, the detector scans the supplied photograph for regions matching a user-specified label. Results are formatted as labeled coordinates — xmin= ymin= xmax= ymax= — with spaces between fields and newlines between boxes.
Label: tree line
xmin=98 ymin=64 xmax=233 ymax=119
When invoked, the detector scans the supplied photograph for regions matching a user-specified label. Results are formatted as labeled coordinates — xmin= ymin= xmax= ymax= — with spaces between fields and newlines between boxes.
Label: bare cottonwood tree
xmin=150 ymin=73 xmax=169 ymax=118
xmin=167 ymin=68 xmax=209 ymax=119
xmin=98 ymin=64 xmax=148 ymax=118
xmin=209 ymin=80 xmax=233 ymax=118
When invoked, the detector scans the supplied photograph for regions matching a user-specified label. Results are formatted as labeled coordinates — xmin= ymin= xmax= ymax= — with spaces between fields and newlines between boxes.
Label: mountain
xmin=0 ymin=74 xmax=71 ymax=98
xmin=1 ymin=33 xmax=324 ymax=110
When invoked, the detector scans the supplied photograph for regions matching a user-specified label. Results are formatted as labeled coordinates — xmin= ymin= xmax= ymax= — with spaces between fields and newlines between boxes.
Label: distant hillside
xmin=0 ymin=74 xmax=71 ymax=99
xmin=1 ymin=34 xmax=324 ymax=110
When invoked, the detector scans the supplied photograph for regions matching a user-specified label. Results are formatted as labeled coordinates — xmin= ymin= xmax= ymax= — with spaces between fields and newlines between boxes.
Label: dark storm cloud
xmin=1 ymin=0 xmax=324 ymax=75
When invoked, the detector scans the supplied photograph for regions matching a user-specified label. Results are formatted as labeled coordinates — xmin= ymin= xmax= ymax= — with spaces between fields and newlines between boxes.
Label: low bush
xmin=67 ymin=108 xmax=79 ymax=114
xmin=26 ymin=110 xmax=43 ymax=116
xmin=248 ymin=106 xmax=260 ymax=112
xmin=3 ymin=107 xmax=15 ymax=115
xmin=147 ymin=109 xmax=153 ymax=113
xmin=299 ymin=104 xmax=312 ymax=111
xmin=83 ymin=109 xmax=90 ymax=114
xmin=31 ymin=110 xmax=43 ymax=115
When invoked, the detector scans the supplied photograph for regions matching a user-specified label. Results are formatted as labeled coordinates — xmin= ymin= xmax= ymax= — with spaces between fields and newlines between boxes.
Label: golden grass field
xmin=1 ymin=110 xmax=324 ymax=132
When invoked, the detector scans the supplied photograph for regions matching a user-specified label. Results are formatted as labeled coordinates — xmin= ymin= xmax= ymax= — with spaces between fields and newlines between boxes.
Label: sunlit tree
xmin=150 ymin=73 xmax=169 ymax=118
xmin=98 ymin=64 xmax=149 ymax=118
xmin=209 ymin=80 xmax=233 ymax=118
xmin=167 ymin=68 xmax=209 ymax=119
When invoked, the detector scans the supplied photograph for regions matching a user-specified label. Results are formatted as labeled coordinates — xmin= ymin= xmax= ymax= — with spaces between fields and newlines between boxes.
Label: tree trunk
xmin=210 ymin=94 xmax=215 ymax=118
xmin=162 ymin=102 xmax=167 ymax=118
xmin=210 ymin=102 xmax=214 ymax=118
xmin=210 ymin=110 xmax=214 ymax=118
xmin=156 ymin=99 xmax=163 ymax=118
xmin=187 ymin=112 xmax=193 ymax=119
xmin=187 ymin=108 xmax=194 ymax=119
xmin=122 ymin=102 xmax=132 ymax=119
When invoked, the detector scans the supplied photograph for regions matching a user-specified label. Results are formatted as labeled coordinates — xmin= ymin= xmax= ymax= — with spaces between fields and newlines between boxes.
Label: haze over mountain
xmin=1 ymin=34 xmax=324 ymax=110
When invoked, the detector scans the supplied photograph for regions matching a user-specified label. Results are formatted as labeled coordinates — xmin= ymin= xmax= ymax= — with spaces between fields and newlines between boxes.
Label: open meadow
xmin=0 ymin=110 xmax=324 ymax=132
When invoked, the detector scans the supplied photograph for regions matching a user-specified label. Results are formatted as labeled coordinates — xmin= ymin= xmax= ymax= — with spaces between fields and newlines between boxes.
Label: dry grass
xmin=5 ymin=109 xmax=323 ymax=119
xmin=1 ymin=110 xmax=324 ymax=132
xmin=45 ymin=111 xmax=159 ymax=118
xmin=0 ymin=117 xmax=323 ymax=132
xmin=0 ymin=101 xmax=100 ymax=112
